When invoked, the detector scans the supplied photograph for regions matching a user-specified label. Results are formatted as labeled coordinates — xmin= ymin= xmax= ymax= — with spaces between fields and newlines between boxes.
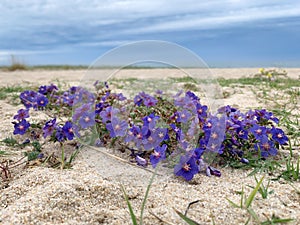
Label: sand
xmin=0 ymin=68 xmax=299 ymax=225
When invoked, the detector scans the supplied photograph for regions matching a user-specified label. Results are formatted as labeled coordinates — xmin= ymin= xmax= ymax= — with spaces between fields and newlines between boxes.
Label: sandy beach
xmin=0 ymin=68 xmax=299 ymax=225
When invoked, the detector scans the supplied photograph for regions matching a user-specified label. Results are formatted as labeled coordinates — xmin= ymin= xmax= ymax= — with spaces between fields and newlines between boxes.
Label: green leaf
xmin=121 ymin=185 xmax=138 ymax=225
xmin=245 ymin=176 xmax=264 ymax=208
xmin=261 ymin=217 xmax=294 ymax=225
xmin=139 ymin=169 xmax=157 ymax=225
xmin=173 ymin=208 xmax=200 ymax=225
xmin=25 ymin=151 xmax=40 ymax=161
xmin=225 ymin=197 xmax=241 ymax=208
xmin=1 ymin=137 xmax=18 ymax=146
xmin=246 ymin=208 xmax=259 ymax=223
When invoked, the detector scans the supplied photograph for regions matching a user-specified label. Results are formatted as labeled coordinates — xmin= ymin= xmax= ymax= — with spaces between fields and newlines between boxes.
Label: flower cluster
xmin=72 ymin=82 xmax=289 ymax=181
xmin=14 ymin=84 xmax=76 ymax=141
xmin=258 ymin=68 xmax=287 ymax=80
xmin=219 ymin=106 xmax=288 ymax=162
xmin=12 ymin=82 xmax=289 ymax=181
xmin=12 ymin=84 xmax=76 ymax=165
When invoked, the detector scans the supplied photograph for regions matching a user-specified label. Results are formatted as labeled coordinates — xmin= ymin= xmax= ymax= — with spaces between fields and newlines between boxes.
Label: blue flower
xmin=237 ymin=127 xmax=248 ymax=140
xmin=106 ymin=117 xmax=127 ymax=138
xmin=13 ymin=108 xmax=30 ymax=121
xmin=38 ymin=85 xmax=48 ymax=94
xmin=142 ymin=113 xmax=160 ymax=130
xmin=250 ymin=124 xmax=267 ymax=140
xmin=55 ymin=126 xmax=66 ymax=142
xmin=195 ymin=103 xmax=208 ymax=120
xmin=271 ymin=127 xmax=288 ymax=145
xmin=176 ymin=109 xmax=192 ymax=124
xmin=95 ymin=102 xmax=104 ymax=114
xmin=20 ymin=90 xmax=37 ymax=108
xmin=62 ymin=121 xmax=74 ymax=140
xmin=46 ymin=84 xmax=58 ymax=93
xmin=174 ymin=155 xmax=199 ymax=181
xmin=79 ymin=111 xmax=95 ymax=129
xmin=142 ymin=128 xmax=167 ymax=150
xmin=186 ymin=91 xmax=200 ymax=101
xmin=144 ymin=96 xmax=158 ymax=107
xmin=72 ymin=103 xmax=93 ymax=121
xmin=36 ymin=95 xmax=49 ymax=107
xmin=206 ymin=166 xmax=221 ymax=177
xmin=136 ymin=155 xmax=148 ymax=167
xmin=43 ymin=118 xmax=57 ymax=138
xmin=100 ymin=106 xmax=120 ymax=123
xmin=255 ymin=136 xmax=277 ymax=157
xmin=150 ymin=144 xmax=167 ymax=168
xmin=13 ymin=119 xmax=30 ymax=135
xmin=134 ymin=126 xmax=150 ymax=148
xmin=134 ymin=92 xmax=157 ymax=107
xmin=170 ymin=124 xmax=182 ymax=141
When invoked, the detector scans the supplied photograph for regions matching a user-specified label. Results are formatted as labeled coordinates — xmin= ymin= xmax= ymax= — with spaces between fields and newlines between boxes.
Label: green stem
xmin=139 ymin=166 xmax=158 ymax=225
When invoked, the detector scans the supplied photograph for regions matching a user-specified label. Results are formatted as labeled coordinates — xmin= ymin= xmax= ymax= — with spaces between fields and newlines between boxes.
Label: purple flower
xmin=206 ymin=166 xmax=221 ymax=177
xmin=174 ymin=155 xmax=199 ymax=181
xmin=13 ymin=119 xmax=30 ymax=135
xmin=134 ymin=126 xmax=150 ymax=148
xmin=134 ymin=92 xmax=157 ymax=107
xmin=72 ymin=103 xmax=93 ymax=121
xmin=20 ymin=90 xmax=37 ymax=108
xmin=255 ymin=137 xmax=277 ymax=157
xmin=144 ymin=96 xmax=158 ymax=107
xmin=174 ymin=95 xmax=193 ymax=108
xmin=55 ymin=126 xmax=66 ymax=142
xmin=142 ymin=128 xmax=167 ymax=150
xmin=134 ymin=95 xmax=143 ymax=106
xmin=186 ymin=91 xmax=200 ymax=101
xmin=271 ymin=127 xmax=288 ymax=145
xmin=47 ymin=84 xmax=58 ymax=93
xmin=170 ymin=124 xmax=182 ymax=141
xmin=62 ymin=121 xmax=74 ymax=140
xmin=36 ymin=95 xmax=49 ymax=107
xmin=241 ymin=158 xmax=249 ymax=164
xmin=100 ymin=106 xmax=120 ymax=123
xmin=188 ymin=118 xmax=200 ymax=137
xmin=143 ymin=113 xmax=160 ymax=130
xmin=79 ymin=111 xmax=95 ymax=129
xmin=72 ymin=92 xmax=83 ymax=105
xmin=69 ymin=86 xmax=78 ymax=94
xmin=195 ymin=103 xmax=208 ymax=119
xmin=43 ymin=118 xmax=57 ymax=138
xmin=106 ymin=117 xmax=128 ymax=138
xmin=237 ymin=127 xmax=248 ymax=140
xmin=150 ymin=144 xmax=167 ymax=168
xmin=124 ymin=126 xmax=137 ymax=143
xmin=13 ymin=108 xmax=29 ymax=121
xmin=136 ymin=155 xmax=148 ymax=167
xmin=38 ymin=85 xmax=48 ymax=94
xmin=176 ymin=109 xmax=192 ymax=124
xmin=114 ymin=93 xmax=126 ymax=101
xmin=250 ymin=124 xmax=267 ymax=140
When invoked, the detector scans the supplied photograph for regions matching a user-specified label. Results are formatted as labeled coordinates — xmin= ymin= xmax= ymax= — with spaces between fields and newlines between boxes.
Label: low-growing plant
xmin=276 ymin=156 xmax=300 ymax=181
xmin=247 ymin=176 xmax=274 ymax=199
xmin=7 ymin=80 xmax=291 ymax=181
xmin=9 ymin=83 xmax=78 ymax=169
xmin=2 ymin=77 xmax=297 ymax=224
xmin=121 ymin=167 xmax=157 ymax=225
xmin=256 ymin=68 xmax=287 ymax=81
xmin=226 ymin=176 xmax=294 ymax=224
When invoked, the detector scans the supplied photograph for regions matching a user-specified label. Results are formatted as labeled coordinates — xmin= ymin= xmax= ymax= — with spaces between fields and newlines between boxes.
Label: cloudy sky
xmin=1 ymin=0 xmax=300 ymax=67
